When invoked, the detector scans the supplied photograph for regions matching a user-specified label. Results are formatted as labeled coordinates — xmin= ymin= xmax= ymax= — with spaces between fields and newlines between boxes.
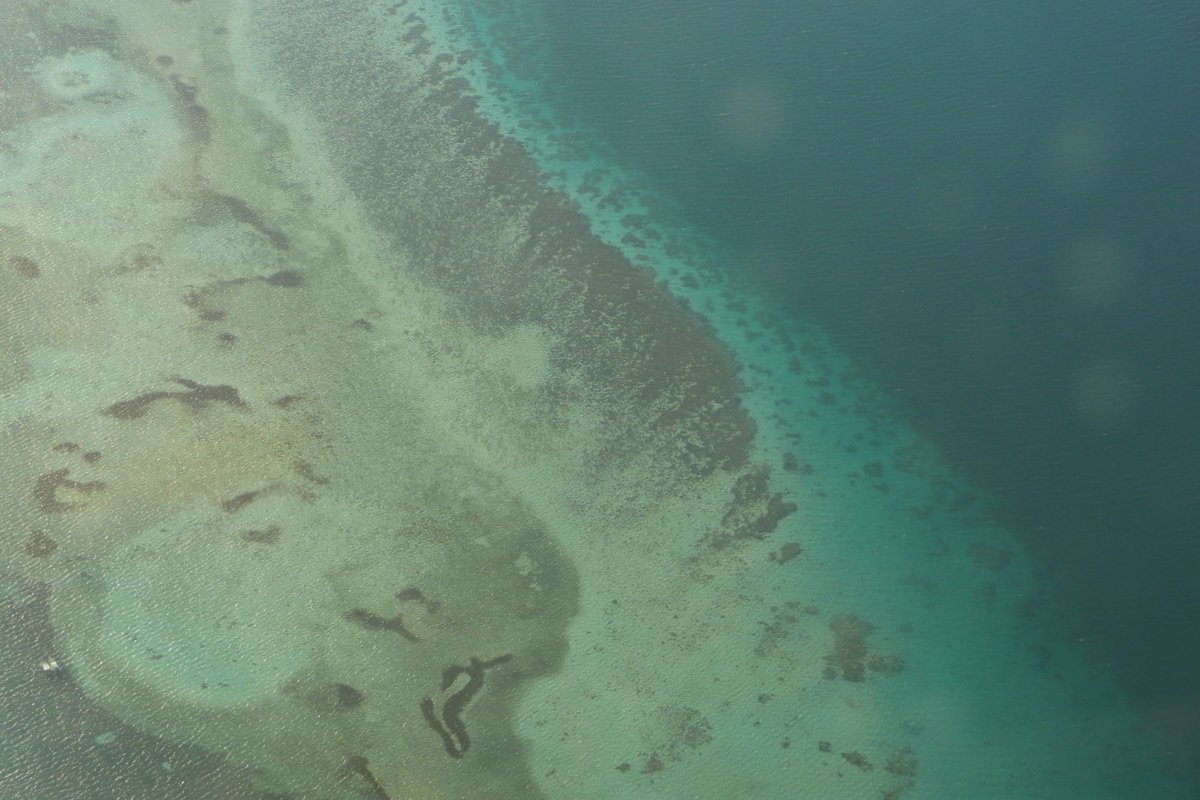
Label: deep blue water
xmin=524 ymin=0 xmax=1200 ymax=772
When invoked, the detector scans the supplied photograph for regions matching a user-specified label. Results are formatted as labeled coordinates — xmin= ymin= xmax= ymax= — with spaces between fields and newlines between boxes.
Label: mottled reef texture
xmin=250 ymin=1 xmax=756 ymax=486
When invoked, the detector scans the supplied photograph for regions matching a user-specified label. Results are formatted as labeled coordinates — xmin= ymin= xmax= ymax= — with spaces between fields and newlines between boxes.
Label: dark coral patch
xmin=421 ymin=654 xmax=513 ymax=758
xmin=968 ymin=542 xmax=1011 ymax=571
xmin=221 ymin=490 xmax=263 ymax=514
xmin=824 ymin=614 xmax=875 ymax=682
xmin=9 ymin=255 xmax=39 ymax=278
xmin=264 ymin=270 xmax=303 ymax=287
xmin=240 ymin=526 xmax=281 ymax=544
xmin=769 ymin=542 xmax=802 ymax=564
xmin=704 ymin=467 xmax=797 ymax=550
xmin=34 ymin=469 xmax=107 ymax=513
xmin=344 ymin=609 xmax=420 ymax=643
xmin=102 ymin=378 xmax=248 ymax=419
xmin=334 ymin=683 xmax=363 ymax=709
xmin=24 ymin=531 xmax=58 ymax=558
xmin=885 ymin=746 xmax=918 ymax=777
xmin=292 ymin=459 xmax=329 ymax=485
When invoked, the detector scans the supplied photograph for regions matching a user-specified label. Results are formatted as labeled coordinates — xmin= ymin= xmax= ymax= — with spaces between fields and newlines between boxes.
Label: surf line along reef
xmin=0 ymin=0 xmax=1193 ymax=799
